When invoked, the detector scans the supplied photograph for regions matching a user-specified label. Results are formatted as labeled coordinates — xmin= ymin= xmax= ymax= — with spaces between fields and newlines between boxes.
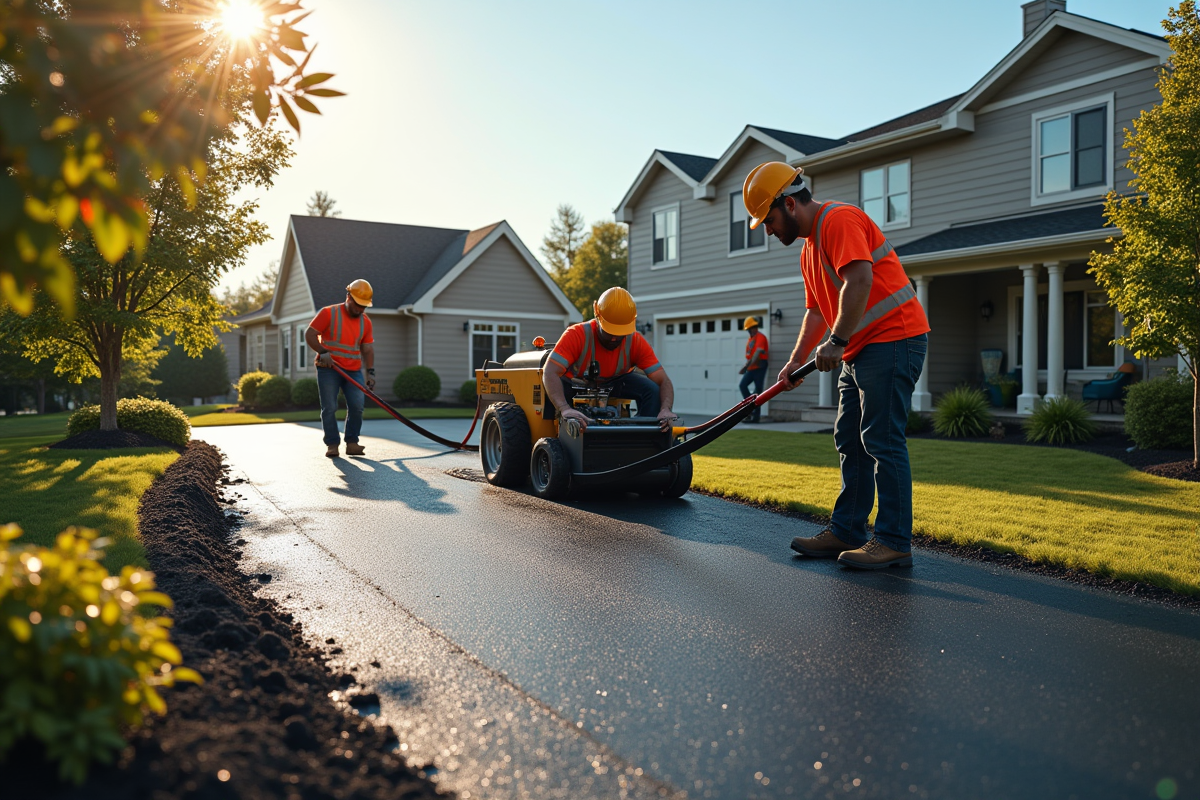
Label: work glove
xmin=315 ymin=352 xmax=334 ymax=369
xmin=366 ymin=373 xmax=376 ymax=391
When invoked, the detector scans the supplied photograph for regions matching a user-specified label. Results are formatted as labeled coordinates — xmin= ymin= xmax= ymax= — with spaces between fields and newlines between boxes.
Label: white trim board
xmin=1029 ymin=93 xmax=1115 ymax=208
xmin=424 ymin=307 xmax=571 ymax=321
xmin=635 ymin=275 xmax=802 ymax=304
xmin=901 ymin=228 xmax=1114 ymax=268
xmin=614 ymin=150 xmax=710 ymax=222
xmin=978 ymin=58 xmax=1160 ymax=115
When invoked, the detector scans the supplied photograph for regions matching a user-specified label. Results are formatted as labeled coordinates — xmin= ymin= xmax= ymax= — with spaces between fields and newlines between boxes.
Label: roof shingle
xmin=895 ymin=204 xmax=1108 ymax=257
xmin=658 ymin=151 xmax=718 ymax=182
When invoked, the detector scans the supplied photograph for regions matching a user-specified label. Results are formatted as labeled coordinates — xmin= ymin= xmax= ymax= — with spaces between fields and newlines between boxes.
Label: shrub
xmin=1024 ymin=396 xmax=1096 ymax=445
xmin=905 ymin=410 xmax=929 ymax=435
xmin=237 ymin=370 xmax=272 ymax=406
xmin=932 ymin=386 xmax=993 ymax=438
xmin=66 ymin=397 xmax=191 ymax=447
xmin=393 ymin=366 xmax=441 ymax=402
xmin=0 ymin=525 xmax=201 ymax=784
xmin=291 ymin=377 xmax=320 ymax=407
xmin=1125 ymin=371 xmax=1194 ymax=450
xmin=459 ymin=379 xmax=478 ymax=406
xmin=256 ymin=375 xmax=293 ymax=408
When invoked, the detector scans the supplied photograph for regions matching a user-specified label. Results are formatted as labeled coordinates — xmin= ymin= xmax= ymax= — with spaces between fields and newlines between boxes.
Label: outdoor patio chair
xmin=1081 ymin=363 xmax=1136 ymax=412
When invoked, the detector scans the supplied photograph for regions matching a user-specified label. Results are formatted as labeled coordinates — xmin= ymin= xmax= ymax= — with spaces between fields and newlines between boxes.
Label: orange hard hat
xmin=594 ymin=287 xmax=637 ymax=337
xmin=743 ymin=162 xmax=804 ymax=230
xmin=346 ymin=279 xmax=373 ymax=307
xmin=743 ymin=316 xmax=760 ymax=330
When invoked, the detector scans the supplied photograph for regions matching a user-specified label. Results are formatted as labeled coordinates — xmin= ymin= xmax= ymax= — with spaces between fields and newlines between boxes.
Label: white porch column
xmin=1045 ymin=262 xmax=1065 ymax=400
xmin=818 ymin=368 xmax=834 ymax=406
xmin=1017 ymin=264 xmax=1041 ymax=415
xmin=912 ymin=276 xmax=933 ymax=412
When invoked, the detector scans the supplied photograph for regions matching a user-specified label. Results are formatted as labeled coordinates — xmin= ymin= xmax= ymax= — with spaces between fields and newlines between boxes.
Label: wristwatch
xmin=367 ymin=369 xmax=376 ymax=375
xmin=828 ymin=332 xmax=850 ymax=348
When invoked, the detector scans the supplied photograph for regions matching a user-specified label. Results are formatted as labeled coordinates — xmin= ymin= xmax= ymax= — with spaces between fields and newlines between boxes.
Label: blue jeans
xmin=561 ymin=372 xmax=661 ymax=417
xmin=739 ymin=366 xmax=767 ymax=421
xmin=317 ymin=366 xmax=365 ymax=446
xmin=831 ymin=334 xmax=927 ymax=553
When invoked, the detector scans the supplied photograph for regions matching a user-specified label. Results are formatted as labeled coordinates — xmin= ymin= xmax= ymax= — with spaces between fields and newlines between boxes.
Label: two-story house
xmin=615 ymin=0 xmax=1177 ymax=420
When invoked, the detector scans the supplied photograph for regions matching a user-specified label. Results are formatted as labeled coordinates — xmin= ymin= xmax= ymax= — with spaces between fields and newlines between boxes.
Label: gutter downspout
xmin=401 ymin=306 xmax=423 ymax=365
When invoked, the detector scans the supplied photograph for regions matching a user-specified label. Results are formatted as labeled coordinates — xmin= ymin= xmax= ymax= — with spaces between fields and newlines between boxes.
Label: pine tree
xmin=540 ymin=204 xmax=587 ymax=280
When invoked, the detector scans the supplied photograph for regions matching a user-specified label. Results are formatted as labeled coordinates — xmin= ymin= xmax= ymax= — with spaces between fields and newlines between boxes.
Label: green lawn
xmin=182 ymin=404 xmax=475 ymax=427
xmin=693 ymin=430 xmax=1200 ymax=595
xmin=0 ymin=412 xmax=176 ymax=571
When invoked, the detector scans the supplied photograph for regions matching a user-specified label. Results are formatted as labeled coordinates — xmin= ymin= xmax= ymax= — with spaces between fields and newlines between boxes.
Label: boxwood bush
xmin=1124 ymin=371 xmax=1194 ymax=450
xmin=0 ymin=525 xmax=200 ymax=784
xmin=236 ymin=370 xmax=272 ymax=407
xmin=905 ymin=410 xmax=929 ymax=435
xmin=393 ymin=366 xmax=441 ymax=402
xmin=932 ymin=387 xmax=993 ymax=438
xmin=256 ymin=375 xmax=293 ymax=409
xmin=1024 ymin=396 xmax=1096 ymax=445
xmin=459 ymin=379 xmax=477 ymax=406
xmin=291 ymin=377 xmax=320 ymax=407
xmin=66 ymin=398 xmax=191 ymax=447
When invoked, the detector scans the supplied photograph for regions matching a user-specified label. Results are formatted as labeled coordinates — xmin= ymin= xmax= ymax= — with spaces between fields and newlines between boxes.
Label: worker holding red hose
xmin=306 ymin=279 xmax=376 ymax=458
xmin=743 ymin=163 xmax=929 ymax=570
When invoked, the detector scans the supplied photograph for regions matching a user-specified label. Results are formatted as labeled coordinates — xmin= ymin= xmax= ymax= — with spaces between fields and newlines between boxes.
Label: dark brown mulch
xmin=6 ymin=441 xmax=444 ymax=800
xmin=48 ymin=429 xmax=181 ymax=451
xmin=1143 ymin=460 xmax=1200 ymax=481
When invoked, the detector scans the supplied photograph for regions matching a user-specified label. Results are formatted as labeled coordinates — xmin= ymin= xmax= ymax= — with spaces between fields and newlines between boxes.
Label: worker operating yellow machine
xmin=475 ymin=337 xmax=692 ymax=500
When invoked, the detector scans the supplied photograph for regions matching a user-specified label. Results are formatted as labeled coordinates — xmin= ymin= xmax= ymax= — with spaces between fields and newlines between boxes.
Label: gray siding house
xmin=227 ymin=216 xmax=580 ymax=401
xmin=615 ymin=1 xmax=1179 ymax=419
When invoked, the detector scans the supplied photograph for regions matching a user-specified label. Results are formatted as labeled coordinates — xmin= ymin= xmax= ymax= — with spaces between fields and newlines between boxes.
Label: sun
xmin=218 ymin=0 xmax=265 ymax=40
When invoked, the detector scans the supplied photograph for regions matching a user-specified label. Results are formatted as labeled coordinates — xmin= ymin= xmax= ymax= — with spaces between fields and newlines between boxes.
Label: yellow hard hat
xmin=743 ymin=162 xmax=804 ymax=230
xmin=594 ymin=287 xmax=637 ymax=336
xmin=346 ymin=279 xmax=373 ymax=307
xmin=743 ymin=316 xmax=760 ymax=330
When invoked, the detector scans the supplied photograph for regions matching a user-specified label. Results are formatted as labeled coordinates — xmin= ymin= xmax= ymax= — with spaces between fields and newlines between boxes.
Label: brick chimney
xmin=1022 ymin=0 xmax=1066 ymax=37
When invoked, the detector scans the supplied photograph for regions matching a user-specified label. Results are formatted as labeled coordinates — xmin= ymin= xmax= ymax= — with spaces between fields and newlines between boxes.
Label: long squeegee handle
xmin=755 ymin=359 xmax=819 ymax=405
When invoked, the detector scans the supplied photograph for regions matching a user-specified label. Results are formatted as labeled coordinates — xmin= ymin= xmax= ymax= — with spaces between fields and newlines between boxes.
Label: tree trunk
xmin=98 ymin=330 xmax=123 ymax=431
xmin=1193 ymin=368 xmax=1198 ymax=470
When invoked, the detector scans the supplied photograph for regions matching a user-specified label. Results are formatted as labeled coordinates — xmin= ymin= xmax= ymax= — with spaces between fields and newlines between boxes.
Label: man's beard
xmin=346 ymin=305 xmax=363 ymax=318
xmin=598 ymin=337 xmax=621 ymax=350
xmin=775 ymin=211 xmax=801 ymax=246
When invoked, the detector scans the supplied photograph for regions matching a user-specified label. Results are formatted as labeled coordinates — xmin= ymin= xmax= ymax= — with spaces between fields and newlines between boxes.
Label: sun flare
xmin=218 ymin=0 xmax=265 ymax=40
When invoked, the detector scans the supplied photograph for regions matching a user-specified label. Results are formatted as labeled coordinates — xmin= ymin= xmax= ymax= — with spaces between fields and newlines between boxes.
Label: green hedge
xmin=236 ymin=371 xmax=272 ymax=406
xmin=393 ymin=366 xmax=441 ymax=402
xmin=66 ymin=398 xmax=191 ymax=447
xmin=1125 ymin=372 xmax=1194 ymax=450
xmin=459 ymin=379 xmax=477 ymax=405
xmin=291 ymin=377 xmax=319 ymax=407
xmin=256 ymin=375 xmax=292 ymax=408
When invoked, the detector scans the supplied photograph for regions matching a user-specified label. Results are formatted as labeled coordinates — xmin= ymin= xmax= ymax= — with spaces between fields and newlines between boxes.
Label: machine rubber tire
xmin=660 ymin=453 xmax=693 ymax=499
xmin=529 ymin=437 xmax=571 ymax=500
xmin=480 ymin=403 xmax=532 ymax=487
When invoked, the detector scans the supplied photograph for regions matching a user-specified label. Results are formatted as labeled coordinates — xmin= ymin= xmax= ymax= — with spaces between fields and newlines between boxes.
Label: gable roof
xmin=844 ymin=95 xmax=964 ymax=142
xmin=226 ymin=298 xmax=273 ymax=326
xmin=658 ymin=151 xmax=718 ymax=182
xmin=696 ymin=125 xmax=843 ymax=194
xmin=896 ymin=203 xmax=1109 ymax=261
xmin=403 ymin=222 xmax=501 ymax=304
xmin=613 ymin=149 xmax=717 ymax=222
xmin=749 ymin=126 xmax=846 ymax=155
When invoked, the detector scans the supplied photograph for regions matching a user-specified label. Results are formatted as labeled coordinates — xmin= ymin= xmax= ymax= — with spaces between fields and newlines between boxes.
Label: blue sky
xmin=220 ymin=0 xmax=1171 ymax=294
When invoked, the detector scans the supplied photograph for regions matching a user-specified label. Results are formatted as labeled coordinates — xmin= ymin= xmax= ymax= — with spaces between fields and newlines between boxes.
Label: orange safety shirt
xmin=801 ymin=202 xmax=929 ymax=361
xmin=309 ymin=303 xmax=374 ymax=371
xmin=745 ymin=331 xmax=769 ymax=368
xmin=548 ymin=319 xmax=662 ymax=381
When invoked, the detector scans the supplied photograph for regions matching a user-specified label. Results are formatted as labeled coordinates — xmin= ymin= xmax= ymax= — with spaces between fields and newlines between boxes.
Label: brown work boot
xmin=345 ymin=442 xmax=365 ymax=456
xmin=790 ymin=529 xmax=856 ymax=559
xmin=837 ymin=539 xmax=914 ymax=570
xmin=325 ymin=444 xmax=339 ymax=458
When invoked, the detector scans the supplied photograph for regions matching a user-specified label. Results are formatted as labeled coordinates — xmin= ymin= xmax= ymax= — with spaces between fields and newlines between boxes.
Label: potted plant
xmin=985 ymin=373 xmax=1020 ymax=408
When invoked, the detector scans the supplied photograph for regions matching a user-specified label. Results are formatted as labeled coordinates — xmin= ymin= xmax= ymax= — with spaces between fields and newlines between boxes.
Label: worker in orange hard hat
xmin=542 ymin=287 xmax=677 ymax=432
xmin=742 ymin=161 xmax=930 ymax=570
xmin=305 ymin=279 xmax=376 ymax=458
xmin=738 ymin=316 xmax=769 ymax=423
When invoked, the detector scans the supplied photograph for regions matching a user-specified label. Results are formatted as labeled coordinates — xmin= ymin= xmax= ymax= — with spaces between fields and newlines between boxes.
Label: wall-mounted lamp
xmin=771 ymin=308 xmax=783 ymax=323
xmin=462 ymin=321 xmax=470 ymax=332
xmin=980 ymin=300 xmax=994 ymax=322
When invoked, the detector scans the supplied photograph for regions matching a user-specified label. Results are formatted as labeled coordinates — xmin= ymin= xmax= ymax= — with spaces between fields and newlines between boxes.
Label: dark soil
xmin=909 ymin=425 xmax=1197 ymax=481
xmin=5 ymin=441 xmax=444 ymax=800
xmin=49 ymin=429 xmax=181 ymax=451
xmin=1143 ymin=460 xmax=1200 ymax=482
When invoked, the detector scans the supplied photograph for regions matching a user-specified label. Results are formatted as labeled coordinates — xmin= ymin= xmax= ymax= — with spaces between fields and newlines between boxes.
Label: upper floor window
xmin=729 ymin=191 xmax=766 ymax=254
xmin=860 ymin=161 xmax=910 ymax=230
xmin=651 ymin=204 xmax=678 ymax=268
xmin=281 ymin=328 xmax=291 ymax=371
xmin=1031 ymin=95 xmax=1113 ymax=206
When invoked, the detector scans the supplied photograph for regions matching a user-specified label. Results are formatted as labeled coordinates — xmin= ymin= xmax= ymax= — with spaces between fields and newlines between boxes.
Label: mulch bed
xmin=7 ymin=441 xmax=444 ymax=800
xmin=48 ymin=429 xmax=182 ymax=451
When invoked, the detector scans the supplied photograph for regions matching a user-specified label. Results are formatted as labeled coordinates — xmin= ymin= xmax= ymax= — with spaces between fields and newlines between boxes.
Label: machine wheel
xmin=529 ymin=437 xmax=571 ymax=500
xmin=660 ymin=453 xmax=693 ymax=499
xmin=480 ymin=403 xmax=531 ymax=487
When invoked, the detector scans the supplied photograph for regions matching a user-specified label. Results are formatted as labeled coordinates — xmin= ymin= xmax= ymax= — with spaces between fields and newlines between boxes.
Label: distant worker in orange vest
xmin=543 ymin=287 xmax=677 ymax=432
xmin=743 ymin=162 xmax=930 ymax=570
xmin=305 ymin=279 xmax=376 ymax=458
xmin=738 ymin=316 xmax=769 ymax=423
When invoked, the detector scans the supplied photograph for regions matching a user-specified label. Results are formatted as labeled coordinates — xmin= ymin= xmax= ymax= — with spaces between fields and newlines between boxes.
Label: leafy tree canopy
xmin=561 ymin=221 xmax=628 ymax=319
xmin=219 ymin=261 xmax=279 ymax=316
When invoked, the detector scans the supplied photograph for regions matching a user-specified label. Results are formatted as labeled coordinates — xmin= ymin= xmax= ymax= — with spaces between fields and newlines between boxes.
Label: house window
xmin=1085 ymin=291 xmax=1115 ymax=368
xmin=729 ymin=192 xmax=766 ymax=253
xmin=470 ymin=321 xmax=519 ymax=373
xmin=1032 ymin=95 xmax=1113 ymax=205
xmin=860 ymin=161 xmax=910 ymax=229
xmin=281 ymin=328 xmax=291 ymax=372
xmin=666 ymin=324 xmax=674 ymax=335
xmin=652 ymin=204 xmax=679 ymax=267
xmin=1015 ymin=289 xmax=1117 ymax=370
xmin=722 ymin=319 xmax=731 ymax=331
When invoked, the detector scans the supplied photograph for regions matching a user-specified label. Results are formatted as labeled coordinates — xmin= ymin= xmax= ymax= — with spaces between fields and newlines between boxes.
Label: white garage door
xmin=658 ymin=313 xmax=767 ymax=416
